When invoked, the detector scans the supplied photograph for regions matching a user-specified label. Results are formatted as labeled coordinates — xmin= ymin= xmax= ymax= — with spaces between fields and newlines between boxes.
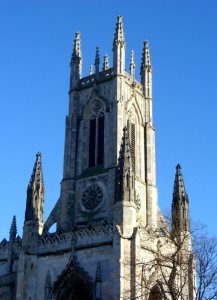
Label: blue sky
xmin=0 ymin=0 xmax=217 ymax=240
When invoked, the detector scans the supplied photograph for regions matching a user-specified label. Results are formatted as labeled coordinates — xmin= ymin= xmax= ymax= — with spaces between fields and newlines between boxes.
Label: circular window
xmin=82 ymin=184 xmax=103 ymax=210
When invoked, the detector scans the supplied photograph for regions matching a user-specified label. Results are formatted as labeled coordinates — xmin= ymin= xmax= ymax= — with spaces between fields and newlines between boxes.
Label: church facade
xmin=0 ymin=17 xmax=195 ymax=300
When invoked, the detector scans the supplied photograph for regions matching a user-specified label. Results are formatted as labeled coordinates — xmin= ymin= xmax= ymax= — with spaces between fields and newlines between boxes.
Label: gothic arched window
xmin=88 ymin=102 xmax=105 ymax=167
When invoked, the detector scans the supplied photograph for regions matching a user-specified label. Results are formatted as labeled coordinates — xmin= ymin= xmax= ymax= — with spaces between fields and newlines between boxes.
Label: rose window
xmin=82 ymin=184 xmax=103 ymax=210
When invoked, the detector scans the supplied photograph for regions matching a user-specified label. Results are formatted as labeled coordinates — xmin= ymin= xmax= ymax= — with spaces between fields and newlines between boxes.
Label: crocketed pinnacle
xmin=25 ymin=152 xmax=44 ymax=222
xmin=140 ymin=40 xmax=152 ymax=74
xmin=172 ymin=164 xmax=190 ymax=234
xmin=103 ymin=54 xmax=109 ymax=71
xmin=118 ymin=127 xmax=132 ymax=171
xmin=113 ymin=16 xmax=125 ymax=45
xmin=130 ymin=50 xmax=135 ymax=77
xmin=173 ymin=164 xmax=188 ymax=204
xmin=94 ymin=46 xmax=100 ymax=73
xmin=9 ymin=215 xmax=17 ymax=241
xmin=116 ymin=127 xmax=135 ymax=203
xmin=72 ymin=32 xmax=82 ymax=58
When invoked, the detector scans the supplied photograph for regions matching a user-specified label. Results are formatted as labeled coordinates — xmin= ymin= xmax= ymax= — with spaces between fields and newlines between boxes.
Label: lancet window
xmin=88 ymin=102 xmax=105 ymax=167
xmin=127 ymin=119 xmax=136 ymax=170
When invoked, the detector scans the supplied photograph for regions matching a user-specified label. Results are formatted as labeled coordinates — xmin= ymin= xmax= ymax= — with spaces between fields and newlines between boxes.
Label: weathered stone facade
xmin=0 ymin=16 xmax=196 ymax=300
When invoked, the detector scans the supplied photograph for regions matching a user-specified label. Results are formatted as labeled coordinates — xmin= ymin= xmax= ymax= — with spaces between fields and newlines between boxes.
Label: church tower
xmin=0 ymin=16 xmax=195 ymax=300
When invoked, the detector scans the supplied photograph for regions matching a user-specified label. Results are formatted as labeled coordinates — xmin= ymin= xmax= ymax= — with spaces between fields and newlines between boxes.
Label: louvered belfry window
xmin=97 ymin=116 xmax=104 ymax=165
xmin=127 ymin=120 xmax=136 ymax=170
xmin=88 ymin=114 xmax=104 ymax=167
xmin=89 ymin=119 xmax=96 ymax=167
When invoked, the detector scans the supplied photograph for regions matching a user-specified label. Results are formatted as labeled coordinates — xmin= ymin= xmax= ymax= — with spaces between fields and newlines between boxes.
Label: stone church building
xmin=0 ymin=17 xmax=195 ymax=299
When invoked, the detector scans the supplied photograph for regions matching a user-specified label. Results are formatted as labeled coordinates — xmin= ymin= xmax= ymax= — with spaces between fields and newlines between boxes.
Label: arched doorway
xmin=54 ymin=276 xmax=93 ymax=300
xmin=148 ymin=284 xmax=162 ymax=300
xmin=50 ymin=258 xmax=94 ymax=300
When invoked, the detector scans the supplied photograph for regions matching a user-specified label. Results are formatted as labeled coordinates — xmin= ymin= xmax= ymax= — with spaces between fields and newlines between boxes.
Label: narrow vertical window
xmin=127 ymin=119 xmax=136 ymax=170
xmin=88 ymin=111 xmax=104 ymax=168
xmin=131 ymin=123 xmax=135 ymax=170
xmin=89 ymin=119 xmax=96 ymax=167
xmin=97 ymin=116 xmax=104 ymax=165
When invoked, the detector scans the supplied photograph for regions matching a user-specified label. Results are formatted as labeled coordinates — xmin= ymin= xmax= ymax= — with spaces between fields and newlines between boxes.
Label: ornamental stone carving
xmin=82 ymin=184 xmax=103 ymax=210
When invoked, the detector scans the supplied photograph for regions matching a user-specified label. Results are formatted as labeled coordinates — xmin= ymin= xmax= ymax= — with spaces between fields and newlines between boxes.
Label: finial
xmin=130 ymin=50 xmax=136 ymax=78
xmin=72 ymin=32 xmax=81 ymax=58
xmin=173 ymin=163 xmax=188 ymax=202
xmin=113 ymin=16 xmax=125 ymax=45
xmin=176 ymin=164 xmax=181 ymax=170
xmin=90 ymin=65 xmax=93 ymax=75
xmin=95 ymin=46 xmax=100 ymax=73
xmin=140 ymin=40 xmax=152 ymax=74
xmin=102 ymin=54 xmax=109 ymax=71
xmin=9 ymin=215 xmax=17 ymax=241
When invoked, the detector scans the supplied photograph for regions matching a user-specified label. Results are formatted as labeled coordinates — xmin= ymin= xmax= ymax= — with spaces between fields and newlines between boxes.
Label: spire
xmin=113 ymin=16 xmax=126 ymax=74
xmin=9 ymin=215 xmax=17 ymax=241
xmin=102 ymin=54 xmax=109 ymax=71
xmin=172 ymin=164 xmax=190 ymax=234
xmin=130 ymin=50 xmax=135 ymax=78
xmin=89 ymin=65 xmax=93 ymax=75
xmin=70 ymin=32 xmax=82 ymax=89
xmin=94 ymin=46 xmax=100 ymax=74
xmin=25 ymin=152 xmax=44 ymax=223
xmin=115 ymin=127 xmax=135 ymax=203
xmin=140 ymin=40 xmax=152 ymax=97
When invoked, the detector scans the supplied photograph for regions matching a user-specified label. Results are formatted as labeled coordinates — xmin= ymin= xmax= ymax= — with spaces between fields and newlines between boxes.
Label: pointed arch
xmin=49 ymin=257 xmax=94 ymax=300
xmin=148 ymin=283 xmax=162 ymax=300
xmin=126 ymin=95 xmax=143 ymax=126
xmin=82 ymin=95 xmax=107 ymax=168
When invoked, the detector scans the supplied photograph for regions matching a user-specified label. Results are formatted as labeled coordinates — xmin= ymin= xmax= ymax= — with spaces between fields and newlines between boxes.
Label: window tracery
xmin=88 ymin=101 xmax=105 ymax=167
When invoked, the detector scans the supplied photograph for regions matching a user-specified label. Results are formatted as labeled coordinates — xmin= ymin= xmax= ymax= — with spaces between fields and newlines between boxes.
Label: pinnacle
xmin=94 ymin=46 xmax=100 ymax=73
xmin=173 ymin=164 xmax=188 ymax=203
xmin=103 ymin=54 xmax=109 ymax=71
xmin=140 ymin=40 xmax=152 ymax=73
xmin=72 ymin=32 xmax=82 ymax=58
xmin=130 ymin=50 xmax=135 ymax=77
xmin=114 ymin=15 xmax=125 ymax=43
xmin=89 ymin=65 xmax=93 ymax=75
xmin=28 ymin=152 xmax=44 ymax=191
xmin=9 ymin=215 xmax=17 ymax=241
xmin=25 ymin=152 xmax=44 ymax=222
xmin=118 ymin=127 xmax=132 ymax=166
